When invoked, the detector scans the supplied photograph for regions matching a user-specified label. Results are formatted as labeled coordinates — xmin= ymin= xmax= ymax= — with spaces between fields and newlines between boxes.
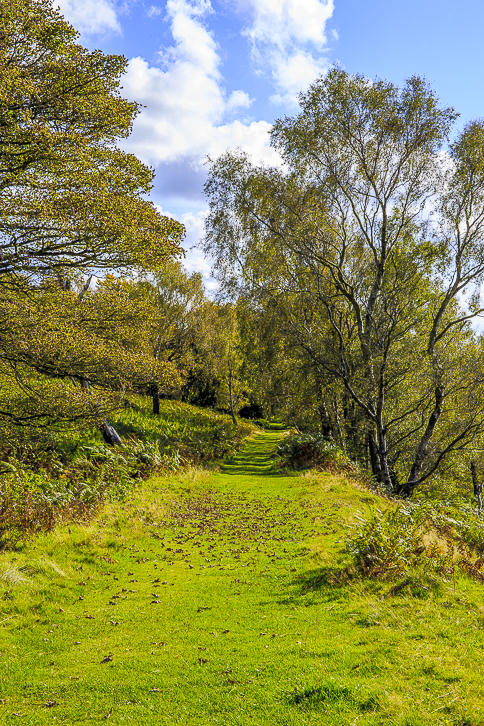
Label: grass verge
xmin=0 ymin=399 xmax=254 ymax=549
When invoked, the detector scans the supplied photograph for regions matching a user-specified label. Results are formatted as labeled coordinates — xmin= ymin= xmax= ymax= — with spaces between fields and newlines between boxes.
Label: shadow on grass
xmin=287 ymin=683 xmax=379 ymax=713
xmin=268 ymin=567 xmax=354 ymax=607
xmin=296 ymin=565 xmax=352 ymax=591
xmin=273 ymin=567 xmax=352 ymax=608
xmin=291 ymin=566 xmax=445 ymax=604
xmin=220 ymin=465 xmax=293 ymax=477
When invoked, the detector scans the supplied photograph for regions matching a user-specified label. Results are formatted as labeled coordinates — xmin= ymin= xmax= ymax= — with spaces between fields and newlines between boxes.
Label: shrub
xmin=346 ymin=503 xmax=484 ymax=582
xmin=345 ymin=507 xmax=431 ymax=579
xmin=277 ymin=433 xmax=353 ymax=471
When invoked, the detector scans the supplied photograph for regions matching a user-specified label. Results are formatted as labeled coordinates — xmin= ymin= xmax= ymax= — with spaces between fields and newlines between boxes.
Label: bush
xmin=277 ymin=433 xmax=353 ymax=471
xmin=345 ymin=507 xmax=431 ymax=579
xmin=345 ymin=503 xmax=484 ymax=582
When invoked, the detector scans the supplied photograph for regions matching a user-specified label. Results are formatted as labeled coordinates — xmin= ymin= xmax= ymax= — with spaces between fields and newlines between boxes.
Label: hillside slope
xmin=0 ymin=431 xmax=483 ymax=725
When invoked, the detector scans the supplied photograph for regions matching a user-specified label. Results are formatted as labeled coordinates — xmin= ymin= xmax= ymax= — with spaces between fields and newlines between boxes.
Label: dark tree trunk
xmin=318 ymin=400 xmax=333 ymax=438
xmin=374 ymin=404 xmax=394 ymax=490
xmin=368 ymin=431 xmax=382 ymax=481
xmin=471 ymin=460 xmax=483 ymax=512
xmin=399 ymin=383 xmax=444 ymax=496
xmin=151 ymin=383 xmax=160 ymax=415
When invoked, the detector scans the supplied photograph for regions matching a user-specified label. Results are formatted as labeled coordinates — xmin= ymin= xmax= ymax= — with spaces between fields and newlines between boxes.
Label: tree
xmin=204 ymin=68 xmax=484 ymax=495
xmin=0 ymin=0 xmax=184 ymax=439
xmin=216 ymin=305 xmax=247 ymax=425
xmin=132 ymin=263 xmax=207 ymax=414
xmin=0 ymin=0 xmax=183 ymax=281
xmin=0 ymin=278 xmax=180 ymax=438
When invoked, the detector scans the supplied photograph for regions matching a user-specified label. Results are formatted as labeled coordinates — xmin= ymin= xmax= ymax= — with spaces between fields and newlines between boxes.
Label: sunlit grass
xmin=0 ymin=399 xmax=256 ymax=548
xmin=63 ymin=396 xmax=255 ymax=463
xmin=0 ymin=432 xmax=482 ymax=725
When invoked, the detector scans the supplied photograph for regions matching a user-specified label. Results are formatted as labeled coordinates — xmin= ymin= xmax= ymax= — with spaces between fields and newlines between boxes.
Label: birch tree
xmin=204 ymin=69 xmax=484 ymax=494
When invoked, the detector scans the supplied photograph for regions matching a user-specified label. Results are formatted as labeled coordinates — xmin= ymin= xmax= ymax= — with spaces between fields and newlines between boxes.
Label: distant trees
xmin=205 ymin=68 xmax=484 ymax=495
xmin=125 ymin=262 xmax=208 ymax=414
xmin=215 ymin=306 xmax=247 ymax=424
xmin=7 ymin=0 xmax=484 ymax=500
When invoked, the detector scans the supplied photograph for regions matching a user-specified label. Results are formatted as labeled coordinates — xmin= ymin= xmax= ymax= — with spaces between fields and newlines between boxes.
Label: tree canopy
xmin=0 ymin=0 xmax=184 ymax=281
xmin=0 ymin=0 xmax=185 ymax=438
xmin=3 ymin=0 xmax=484 ymax=502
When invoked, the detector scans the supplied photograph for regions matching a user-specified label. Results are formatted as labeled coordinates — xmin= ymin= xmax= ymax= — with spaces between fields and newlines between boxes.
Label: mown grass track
xmin=0 ymin=432 xmax=483 ymax=725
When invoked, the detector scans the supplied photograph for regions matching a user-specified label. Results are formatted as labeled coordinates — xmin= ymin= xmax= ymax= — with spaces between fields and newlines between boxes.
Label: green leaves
xmin=0 ymin=0 xmax=184 ymax=278
xmin=0 ymin=0 xmax=187 ymax=438
xmin=205 ymin=67 xmax=484 ymax=493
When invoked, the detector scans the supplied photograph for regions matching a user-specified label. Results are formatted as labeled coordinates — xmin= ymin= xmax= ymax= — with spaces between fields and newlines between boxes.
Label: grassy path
xmin=1 ymin=432 xmax=483 ymax=725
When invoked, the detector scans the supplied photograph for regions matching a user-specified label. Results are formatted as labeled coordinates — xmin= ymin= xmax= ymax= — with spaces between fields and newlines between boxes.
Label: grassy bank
xmin=0 ymin=431 xmax=482 ymax=725
xmin=0 ymin=398 xmax=254 ymax=549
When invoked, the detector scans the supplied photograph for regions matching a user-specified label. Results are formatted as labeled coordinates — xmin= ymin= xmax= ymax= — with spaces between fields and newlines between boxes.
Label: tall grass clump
xmin=345 ymin=506 xmax=430 ymax=579
xmin=345 ymin=503 xmax=484 ymax=583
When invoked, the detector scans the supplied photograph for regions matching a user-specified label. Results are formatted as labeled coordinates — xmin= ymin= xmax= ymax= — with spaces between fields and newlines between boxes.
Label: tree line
xmin=3 ymin=0 xmax=484 ymax=499
xmin=0 ymin=0 xmax=244 ymax=447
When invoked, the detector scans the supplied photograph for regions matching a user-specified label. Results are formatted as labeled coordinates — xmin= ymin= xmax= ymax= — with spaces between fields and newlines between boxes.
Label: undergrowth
xmin=277 ymin=432 xmax=355 ymax=472
xmin=0 ymin=397 xmax=254 ymax=549
xmin=345 ymin=503 xmax=484 ymax=583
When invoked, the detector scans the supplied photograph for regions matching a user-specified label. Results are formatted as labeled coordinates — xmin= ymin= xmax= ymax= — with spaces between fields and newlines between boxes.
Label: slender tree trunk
xmin=471 ymin=461 xmax=483 ymax=513
xmin=368 ymin=430 xmax=382 ymax=481
xmin=373 ymin=383 xmax=394 ymax=490
xmin=151 ymin=383 xmax=160 ymax=415
xmin=332 ymin=398 xmax=345 ymax=450
xmin=228 ymin=368 xmax=237 ymax=425
xmin=376 ymin=424 xmax=393 ymax=490
xmin=318 ymin=400 xmax=332 ymax=438
xmin=399 ymin=383 xmax=444 ymax=496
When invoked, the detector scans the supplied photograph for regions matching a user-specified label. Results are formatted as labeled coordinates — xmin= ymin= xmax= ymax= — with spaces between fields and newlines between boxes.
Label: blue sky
xmin=56 ymin=0 xmax=484 ymax=285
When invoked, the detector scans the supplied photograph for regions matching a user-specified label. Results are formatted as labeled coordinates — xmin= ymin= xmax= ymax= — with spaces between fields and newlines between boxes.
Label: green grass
xmin=74 ymin=397 xmax=255 ymax=463
xmin=0 ymin=399 xmax=255 ymax=548
xmin=0 ymin=431 xmax=483 ymax=725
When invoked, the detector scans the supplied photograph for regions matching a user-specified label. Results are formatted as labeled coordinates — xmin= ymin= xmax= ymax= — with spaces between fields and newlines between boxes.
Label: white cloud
xmin=122 ymin=0 xmax=279 ymax=169
xmin=240 ymin=0 xmax=335 ymax=104
xmin=147 ymin=5 xmax=163 ymax=17
xmin=244 ymin=0 xmax=334 ymax=47
xmin=164 ymin=0 xmax=218 ymax=74
xmin=226 ymin=90 xmax=253 ymax=112
xmin=270 ymin=51 xmax=324 ymax=105
xmin=120 ymin=0 xmax=283 ymax=285
xmin=55 ymin=0 xmax=120 ymax=34
xmin=180 ymin=210 xmax=214 ymax=278
xmin=157 ymin=205 xmax=218 ymax=292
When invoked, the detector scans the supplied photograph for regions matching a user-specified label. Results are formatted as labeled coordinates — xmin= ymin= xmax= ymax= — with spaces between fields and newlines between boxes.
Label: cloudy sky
xmin=57 ymin=0 xmax=484 ymax=286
